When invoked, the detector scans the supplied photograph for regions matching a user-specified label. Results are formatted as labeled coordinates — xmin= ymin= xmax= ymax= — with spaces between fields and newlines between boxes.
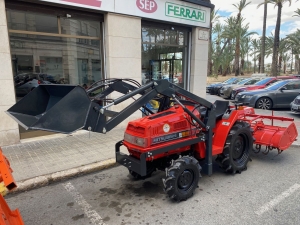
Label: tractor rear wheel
xmin=163 ymin=156 xmax=201 ymax=201
xmin=216 ymin=121 xmax=253 ymax=174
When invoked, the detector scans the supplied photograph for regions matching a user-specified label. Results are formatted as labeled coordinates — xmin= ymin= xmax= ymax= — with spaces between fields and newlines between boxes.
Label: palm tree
xmin=287 ymin=29 xmax=300 ymax=74
xmin=268 ymin=0 xmax=292 ymax=77
xmin=282 ymin=53 xmax=291 ymax=74
xmin=293 ymin=8 xmax=300 ymax=16
xmin=232 ymin=0 xmax=252 ymax=76
xmin=216 ymin=17 xmax=236 ymax=59
xmin=240 ymin=27 xmax=258 ymax=74
xmin=277 ymin=38 xmax=289 ymax=74
xmin=251 ymin=39 xmax=261 ymax=73
xmin=208 ymin=9 xmax=221 ymax=76
xmin=257 ymin=0 xmax=269 ymax=73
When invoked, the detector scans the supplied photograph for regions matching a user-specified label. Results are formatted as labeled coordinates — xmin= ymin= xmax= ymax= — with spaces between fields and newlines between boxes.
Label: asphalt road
xmin=6 ymin=145 xmax=300 ymax=225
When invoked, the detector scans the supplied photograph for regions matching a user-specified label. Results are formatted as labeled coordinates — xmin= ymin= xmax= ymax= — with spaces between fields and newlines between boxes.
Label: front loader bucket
xmin=6 ymin=85 xmax=92 ymax=134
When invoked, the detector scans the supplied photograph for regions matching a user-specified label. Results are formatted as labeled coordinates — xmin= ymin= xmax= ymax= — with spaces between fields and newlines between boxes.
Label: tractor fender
xmin=211 ymin=110 xmax=243 ymax=156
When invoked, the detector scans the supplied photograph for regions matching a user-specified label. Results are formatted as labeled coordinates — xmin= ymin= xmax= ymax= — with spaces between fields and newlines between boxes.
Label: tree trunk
xmin=291 ymin=51 xmax=293 ymax=73
xmin=295 ymin=56 xmax=300 ymax=74
xmin=247 ymin=53 xmax=249 ymax=73
xmin=283 ymin=62 xmax=286 ymax=74
xmin=279 ymin=55 xmax=282 ymax=75
xmin=208 ymin=22 xmax=213 ymax=76
xmin=260 ymin=1 xmax=267 ymax=73
xmin=258 ymin=55 xmax=261 ymax=73
xmin=271 ymin=3 xmax=282 ymax=77
xmin=234 ymin=37 xmax=240 ymax=76
xmin=241 ymin=58 xmax=245 ymax=75
xmin=217 ymin=39 xmax=230 ymax=58
xmin=222 ymin=64 xmax=230 ymax=76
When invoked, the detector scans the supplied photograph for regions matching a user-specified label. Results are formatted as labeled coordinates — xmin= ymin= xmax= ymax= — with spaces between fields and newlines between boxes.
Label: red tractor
xmin=7 ymin=79 xmax=298 ymax=201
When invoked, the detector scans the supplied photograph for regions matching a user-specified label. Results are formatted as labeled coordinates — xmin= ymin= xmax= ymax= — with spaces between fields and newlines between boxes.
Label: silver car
xmin=219 ymin=78 xmax=262 ymax=99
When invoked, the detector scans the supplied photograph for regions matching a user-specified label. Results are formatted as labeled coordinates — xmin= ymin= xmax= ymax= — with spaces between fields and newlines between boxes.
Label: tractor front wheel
xmin=216 ymin=121 xmax=253 ymax=174
xmin=163 ymin=156 xmax=201 ymax=201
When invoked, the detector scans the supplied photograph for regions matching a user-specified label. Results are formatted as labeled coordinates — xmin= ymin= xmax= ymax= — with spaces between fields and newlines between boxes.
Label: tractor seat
xmin=214 ymin=100 xmax=229 ymax=119
xmin=199 ymin=100 xmax=229 ymax=120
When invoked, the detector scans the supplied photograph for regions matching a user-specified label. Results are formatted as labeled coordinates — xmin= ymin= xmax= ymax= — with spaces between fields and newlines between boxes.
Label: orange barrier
xmin=0 ymin=148 xmax=24 ymax=225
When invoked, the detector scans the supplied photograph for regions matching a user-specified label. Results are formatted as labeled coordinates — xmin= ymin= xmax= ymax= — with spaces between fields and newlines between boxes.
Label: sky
xmin=212 ymin=0 xmax=300 ymax=39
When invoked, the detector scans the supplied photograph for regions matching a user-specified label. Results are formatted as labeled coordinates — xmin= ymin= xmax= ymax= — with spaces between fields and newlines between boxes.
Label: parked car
xmin=219 ymin=78 xmax=262 ymax=99
xmin=231 ymin=76 xmax=299 ymax=100
xmin=207 ymin=77 xmax=245 ymax=95
xmin=291 ymin=94 xmax=300 ymax=113
xmin=14 ymin=73 xmax=51 ymax=96
xmin=38 ymin=73 xmax=57 ymax=83
xmin=235 ymin=79 xmax=300 ymax=109
xmin=15 ymin=79 xmax=52 ymax=96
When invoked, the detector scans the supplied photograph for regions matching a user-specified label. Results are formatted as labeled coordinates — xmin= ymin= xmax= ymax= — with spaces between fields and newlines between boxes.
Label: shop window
xmin=141 ymin=24 xmax=189 ymax=89
xmin=6 ymin=10 xmax=58 ymax=34
xmin=60 ymin=18 xmax=100 ymax=37
xmin=6 ymin=6 xmax=104 ymax=139
xmin=7 ymin=9 xmax=103 ymax=88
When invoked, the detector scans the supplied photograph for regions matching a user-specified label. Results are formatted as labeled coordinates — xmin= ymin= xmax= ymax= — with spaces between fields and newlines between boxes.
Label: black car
xmin=206 ymin=77 xmax=244 ymax=95
xmin=235 ymin=79 xmax=300 ymax=110
xmin=291 ymin=94 xmax=300 ymax=113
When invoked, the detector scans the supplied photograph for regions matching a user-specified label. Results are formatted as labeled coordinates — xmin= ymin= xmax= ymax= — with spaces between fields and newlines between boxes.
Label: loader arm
xmin=7 ymin=79 xmax=218 ymax=134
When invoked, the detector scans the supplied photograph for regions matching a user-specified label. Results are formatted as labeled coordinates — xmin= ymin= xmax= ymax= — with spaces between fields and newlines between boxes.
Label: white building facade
xmin=0 ymin=0 xmax=213 ymax=146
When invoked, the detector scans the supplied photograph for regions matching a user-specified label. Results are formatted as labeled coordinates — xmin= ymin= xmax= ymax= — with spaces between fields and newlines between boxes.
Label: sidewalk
xmin=2 ymin=115 xmax=300 ymax=194
xmin=2 ymin=127 xmax=126 ymax=193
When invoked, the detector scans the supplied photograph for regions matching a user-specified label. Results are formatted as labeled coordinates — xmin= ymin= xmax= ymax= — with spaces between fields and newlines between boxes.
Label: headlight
xmin=241 ymin=95 xmax=252 ymax=99
xmin=124 ymin=133 xmax=148 ymax=147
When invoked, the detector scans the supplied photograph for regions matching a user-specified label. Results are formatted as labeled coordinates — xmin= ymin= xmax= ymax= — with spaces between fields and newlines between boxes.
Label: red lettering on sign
xmin=62 ymin=0 xmax=102 ymax=7
xmin=136 ymin=0 xmax=158 ymax=13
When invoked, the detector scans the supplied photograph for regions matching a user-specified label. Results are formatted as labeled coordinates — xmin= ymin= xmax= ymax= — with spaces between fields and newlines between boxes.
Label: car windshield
xmin=265 ymin=80 xmax=290 ymax=90
xmin=232 ymin=79 xmax=243 ymax=84
xmin=255 ymin=77 xmax=273 ymax=85
xmin=223 ymin=78 xmax=236 ymax=84
xmin=237 ymin=78 xmax=251 ymax=85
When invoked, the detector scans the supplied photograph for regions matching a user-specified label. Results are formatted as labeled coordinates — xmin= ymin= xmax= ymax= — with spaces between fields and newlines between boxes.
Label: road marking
xmin=63 ymin=182 xmax=105 ymax=225
xmin=255 ymin=183 xmax=300 ymax=216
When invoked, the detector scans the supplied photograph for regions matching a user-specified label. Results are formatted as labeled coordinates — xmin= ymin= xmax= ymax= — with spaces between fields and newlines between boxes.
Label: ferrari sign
xmin=165 ymin=2 xmax=206 ymax=23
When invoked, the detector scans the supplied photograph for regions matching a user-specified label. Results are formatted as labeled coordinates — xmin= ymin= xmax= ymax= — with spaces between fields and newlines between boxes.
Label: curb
xmin=10 ymin=158 xmax=116 ymax=194
xmin=291 ymin=143 xmax=300 ymax=147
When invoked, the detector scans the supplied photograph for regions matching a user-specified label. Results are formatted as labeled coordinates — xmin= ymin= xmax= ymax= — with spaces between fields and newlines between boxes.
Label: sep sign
xmin=136 ymin=0 xmax=158 ymax=13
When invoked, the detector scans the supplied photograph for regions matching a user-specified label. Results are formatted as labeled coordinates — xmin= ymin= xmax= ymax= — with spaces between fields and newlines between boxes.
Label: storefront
xmin=0 ymin=0 xmax=214 ymax=145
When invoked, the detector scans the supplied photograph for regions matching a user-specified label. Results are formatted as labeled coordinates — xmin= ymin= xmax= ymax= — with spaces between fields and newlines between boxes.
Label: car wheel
xmin=255 ymin=97 xmax=273 ymax=110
